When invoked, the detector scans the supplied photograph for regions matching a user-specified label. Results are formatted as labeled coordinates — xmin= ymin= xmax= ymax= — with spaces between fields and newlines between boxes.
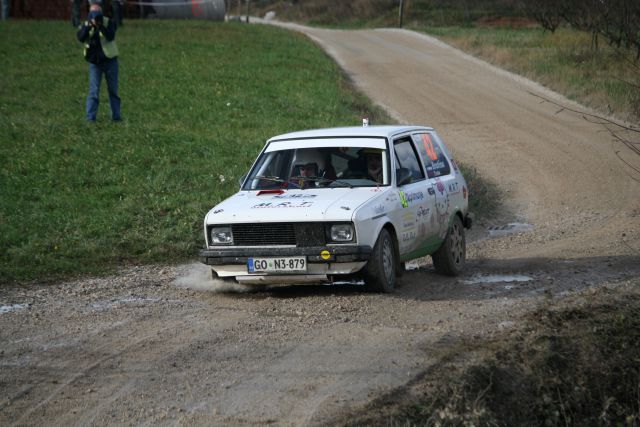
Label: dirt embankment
xmin=1 ymin=26 xmax=639 ymax=426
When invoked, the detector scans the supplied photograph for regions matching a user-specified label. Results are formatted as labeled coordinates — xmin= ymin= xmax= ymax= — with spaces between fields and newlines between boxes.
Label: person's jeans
xmin=86 ymin=58 xmax=121 ymax=121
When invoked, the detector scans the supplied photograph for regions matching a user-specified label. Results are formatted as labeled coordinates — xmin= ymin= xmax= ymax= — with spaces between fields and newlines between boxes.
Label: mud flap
xmin=463 ymin=213 xmax=473 ymax=229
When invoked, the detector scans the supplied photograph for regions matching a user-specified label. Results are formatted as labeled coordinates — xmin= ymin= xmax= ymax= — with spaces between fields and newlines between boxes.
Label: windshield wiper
xmin=252 ymin=175 xmax=292 ymax=189
xmin=254 ymin=175 xmax=287 ymax=184
xmin=291 ymin=176 xmax=354 ymax=188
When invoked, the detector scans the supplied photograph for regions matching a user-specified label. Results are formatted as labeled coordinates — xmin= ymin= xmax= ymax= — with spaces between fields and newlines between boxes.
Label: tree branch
xmin=529 ymin=91 xmax=640 ymax=182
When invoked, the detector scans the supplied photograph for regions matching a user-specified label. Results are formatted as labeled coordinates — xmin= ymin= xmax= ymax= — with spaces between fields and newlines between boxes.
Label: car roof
xmin=267 ymin=125 xmax=434 ymax=142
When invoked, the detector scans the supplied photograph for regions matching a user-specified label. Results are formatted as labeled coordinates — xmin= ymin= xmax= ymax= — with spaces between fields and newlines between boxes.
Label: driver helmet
xmin=293 ymin=149 xmax=324 ymax=176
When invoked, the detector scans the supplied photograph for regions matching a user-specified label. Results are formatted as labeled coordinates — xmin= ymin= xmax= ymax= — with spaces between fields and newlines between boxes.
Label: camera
xmin=88 ymin=11 xmax=103 ymax=25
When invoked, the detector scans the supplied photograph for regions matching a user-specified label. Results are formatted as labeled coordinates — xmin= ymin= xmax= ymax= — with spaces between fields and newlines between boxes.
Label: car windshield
xmin=242 ymin=146 xmax=390 ymax=190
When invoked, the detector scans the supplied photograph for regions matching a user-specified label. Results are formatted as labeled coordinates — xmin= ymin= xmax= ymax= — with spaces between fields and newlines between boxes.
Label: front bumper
xmin=199 ymin=245 xmax=372 ymax=283
xmin=200 ymin=245 xmax=372 ymax=265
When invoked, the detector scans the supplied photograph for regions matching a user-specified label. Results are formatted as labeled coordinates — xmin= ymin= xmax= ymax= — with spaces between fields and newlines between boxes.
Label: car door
xmin=391 ymin=136 xmax=435 ymax=257
xmin=412 ymin=132 xmax=456 ymax=240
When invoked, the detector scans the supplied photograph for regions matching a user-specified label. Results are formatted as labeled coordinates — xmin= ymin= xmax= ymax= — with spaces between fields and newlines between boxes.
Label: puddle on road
xmin=487 ymin=223 xmax=534 ymax=237
xmin=462 ymin=274 xmax=533 ymax=285
xmin=0 ymin=304 xmax=28 ymax=314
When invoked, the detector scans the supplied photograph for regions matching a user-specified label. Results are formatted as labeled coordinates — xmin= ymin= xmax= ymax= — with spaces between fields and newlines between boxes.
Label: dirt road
xmin=1 ymin=27 xmax=639 ymax=426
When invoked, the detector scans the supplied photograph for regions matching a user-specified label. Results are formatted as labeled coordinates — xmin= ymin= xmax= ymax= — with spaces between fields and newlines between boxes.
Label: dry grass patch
xmin=339 ymin=279 xmax=640 ymax=426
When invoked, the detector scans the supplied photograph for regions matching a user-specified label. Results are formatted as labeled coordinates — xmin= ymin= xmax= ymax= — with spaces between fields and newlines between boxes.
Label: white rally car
xmin=200 ymin=125 xmax=472 ymax=292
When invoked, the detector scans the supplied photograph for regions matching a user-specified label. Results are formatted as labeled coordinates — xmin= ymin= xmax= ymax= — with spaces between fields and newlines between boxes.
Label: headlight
xmin=330 ymin=224 xmax=354 ymax=242
xmin=210 ymin=226 xmax=233 ymax=245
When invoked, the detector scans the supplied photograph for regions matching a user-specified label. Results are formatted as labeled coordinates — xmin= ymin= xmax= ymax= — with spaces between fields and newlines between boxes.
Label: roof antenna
xmin=362 ymin=117 xmax=369 ymax=127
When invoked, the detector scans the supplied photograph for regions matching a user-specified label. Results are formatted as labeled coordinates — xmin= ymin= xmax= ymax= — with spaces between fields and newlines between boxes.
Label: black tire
xmin=396 ymin=261 xmax=406 ymax=277
xmin=364 ymin=228 xmax=396 ymax=292
xmin=432 ymin=215 xmax=466 ymax=276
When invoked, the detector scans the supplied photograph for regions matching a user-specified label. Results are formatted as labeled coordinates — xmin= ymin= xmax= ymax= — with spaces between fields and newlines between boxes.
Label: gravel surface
xmin=2 ymin=25 xmax=639 ymax=426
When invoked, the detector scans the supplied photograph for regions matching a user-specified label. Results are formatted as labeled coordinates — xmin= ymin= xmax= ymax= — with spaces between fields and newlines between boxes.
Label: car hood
xmin=205 ymin=187 xmax=389 ymax=224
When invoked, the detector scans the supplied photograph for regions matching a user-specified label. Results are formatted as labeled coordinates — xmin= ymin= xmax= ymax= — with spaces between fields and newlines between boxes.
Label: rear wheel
xmin=396 ymin=261 xmax=406 ymax=277
xmin=432 ymin=215 xmax=466 ymax=276
xmin=364 ymin=228 xmax=396 ymax=292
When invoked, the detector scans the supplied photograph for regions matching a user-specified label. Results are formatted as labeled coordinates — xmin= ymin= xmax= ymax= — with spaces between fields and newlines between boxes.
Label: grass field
xmin=419 ymin=26 xmax=640 ymax=124
xmin=0 ymin=20 xmax=391 ymax=284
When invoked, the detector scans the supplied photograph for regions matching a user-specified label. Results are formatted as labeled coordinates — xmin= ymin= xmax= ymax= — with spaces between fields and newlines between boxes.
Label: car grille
xmin=230 ymin=223 xmax=326 ymax=246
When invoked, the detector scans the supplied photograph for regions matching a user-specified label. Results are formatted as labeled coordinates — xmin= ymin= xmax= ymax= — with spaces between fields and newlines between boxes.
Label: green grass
xmin=0 ymin=20 xmax=389 ymax=284
xmin=418 ymin=26 xmax=640 ymax=123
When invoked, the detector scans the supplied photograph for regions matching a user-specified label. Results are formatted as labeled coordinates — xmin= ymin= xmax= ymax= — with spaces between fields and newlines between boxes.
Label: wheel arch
xmin=380 ymin=222 xmax=403 ymax=273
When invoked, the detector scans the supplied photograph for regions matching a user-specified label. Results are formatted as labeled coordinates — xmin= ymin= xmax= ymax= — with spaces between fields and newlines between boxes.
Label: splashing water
xmin=172 ymin=263 xmax=252 ymax=293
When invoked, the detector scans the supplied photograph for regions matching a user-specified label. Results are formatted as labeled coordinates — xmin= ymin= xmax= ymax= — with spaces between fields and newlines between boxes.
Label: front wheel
xmin=432 ymin=215 xmax=466 ymax=276
xmin=364 ymin=228 xmax=396 ymax=292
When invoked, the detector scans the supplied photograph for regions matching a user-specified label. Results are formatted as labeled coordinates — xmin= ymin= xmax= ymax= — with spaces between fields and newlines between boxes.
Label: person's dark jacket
xmin=76 ymin=17 xmax=116 ymax=64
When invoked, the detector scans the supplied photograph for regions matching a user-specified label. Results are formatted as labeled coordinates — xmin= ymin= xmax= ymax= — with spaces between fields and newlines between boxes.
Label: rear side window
xmin=393 ymin=137 xmax=425 ymax=182
xmin=413 ymin=133 xmax=451 ymax=178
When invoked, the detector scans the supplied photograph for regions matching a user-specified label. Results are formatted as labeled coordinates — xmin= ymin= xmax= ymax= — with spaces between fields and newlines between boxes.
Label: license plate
xmin=248 ymin=257 xmax=307 ymax=274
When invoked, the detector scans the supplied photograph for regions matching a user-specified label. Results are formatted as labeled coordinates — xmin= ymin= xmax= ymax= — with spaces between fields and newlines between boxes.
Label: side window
xmin=393 ymin=138 xmax=425 ymax=182
xmin=413 ymin=133 xmax=451 ymax=178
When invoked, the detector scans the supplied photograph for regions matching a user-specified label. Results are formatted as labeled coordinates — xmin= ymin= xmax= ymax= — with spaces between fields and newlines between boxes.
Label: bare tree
xmin=520 ymin=0 xmax=565 ymax=32
xmin=523 ymin=0 xmax=640 ymax=57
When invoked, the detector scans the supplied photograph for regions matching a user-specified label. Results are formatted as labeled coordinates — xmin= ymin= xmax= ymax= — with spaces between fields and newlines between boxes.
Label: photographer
xmin=76 ymin=0 xmax=121 ymax=122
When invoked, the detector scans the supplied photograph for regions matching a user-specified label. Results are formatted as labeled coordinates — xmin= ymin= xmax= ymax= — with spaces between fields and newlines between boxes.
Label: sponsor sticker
xmin=402 ymin=229 xmax=417 ymax=242
xmin=405 ymin=191 xmax=424 ymax=203
xmin=399 ymin=191 xmax=409 ymax=208
xmin=273 ymin=194 xmax=317 ymax=199
xmin=251 ymin=201 xmax=314 ymax=208
xmin=417 ymin=206 xmax=430 ymax=218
